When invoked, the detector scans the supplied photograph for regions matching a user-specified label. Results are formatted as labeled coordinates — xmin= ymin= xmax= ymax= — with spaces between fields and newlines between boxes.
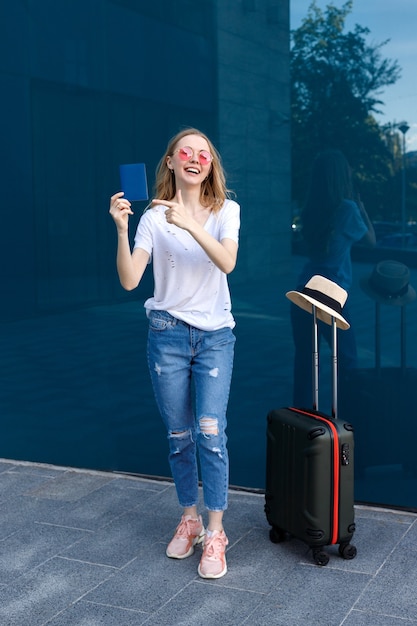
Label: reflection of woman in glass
xmin=109 ymin=128 xmax=240 ymax=579
xmin=290 ymin=149 xmax=375 ymax=407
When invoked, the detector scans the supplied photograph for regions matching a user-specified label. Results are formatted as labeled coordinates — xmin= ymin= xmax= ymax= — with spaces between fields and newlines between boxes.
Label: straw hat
xmin=360 ymin=260 xmax=416 ymax=306
xmin=286 ymin=275 xmax=350 ymax=330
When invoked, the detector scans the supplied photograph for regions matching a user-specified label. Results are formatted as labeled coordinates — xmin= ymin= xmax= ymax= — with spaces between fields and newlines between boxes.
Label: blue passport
xmin=119 ymin=163 xmax=149 ymax=201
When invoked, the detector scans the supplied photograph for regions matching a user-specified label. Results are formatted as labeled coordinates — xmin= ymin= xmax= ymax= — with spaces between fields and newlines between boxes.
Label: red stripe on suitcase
xmin=290 ymin=408 xmax=340 ymax=545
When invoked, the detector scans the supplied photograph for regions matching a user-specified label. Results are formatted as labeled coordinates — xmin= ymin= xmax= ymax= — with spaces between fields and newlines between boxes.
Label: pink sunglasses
xmin=174 ymin=146 xmax=213 ymax=166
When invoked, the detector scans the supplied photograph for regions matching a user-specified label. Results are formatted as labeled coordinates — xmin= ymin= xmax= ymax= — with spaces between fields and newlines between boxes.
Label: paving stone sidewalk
xmin=0 ymin=459 xmax=416 ymax=625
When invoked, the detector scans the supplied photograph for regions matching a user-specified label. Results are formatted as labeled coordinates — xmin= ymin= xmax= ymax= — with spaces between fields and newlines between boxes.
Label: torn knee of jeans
xmin=168 ymin=429 xmax=194 ymax=454
xmin=169 ymin=429 xmax=190 ymax=439
xmin=199 ymin=416 xmax=218 ymax=436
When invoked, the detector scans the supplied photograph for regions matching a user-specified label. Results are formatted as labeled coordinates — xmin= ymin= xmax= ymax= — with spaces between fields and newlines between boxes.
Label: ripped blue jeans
xmin=147 ymin=310 xmax=235 ymax=511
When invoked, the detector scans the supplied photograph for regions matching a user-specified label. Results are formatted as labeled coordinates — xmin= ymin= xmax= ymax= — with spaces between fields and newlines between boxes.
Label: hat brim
xmin=360 ymin=277 xmax=416 ymax=306
xmin=286 ymin=291 xmax=350 ymax=330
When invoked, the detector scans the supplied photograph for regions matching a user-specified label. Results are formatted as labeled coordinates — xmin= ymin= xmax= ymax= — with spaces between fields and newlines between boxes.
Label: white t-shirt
xmin=133 ymin=198 xmax=240 ymax=331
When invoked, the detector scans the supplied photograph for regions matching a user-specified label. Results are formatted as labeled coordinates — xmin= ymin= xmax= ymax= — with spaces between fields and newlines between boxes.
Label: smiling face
xmin=154 ymin=128 xmax=226 ymax=211
xmin=167 ymin=134 xmax=212 ymax=185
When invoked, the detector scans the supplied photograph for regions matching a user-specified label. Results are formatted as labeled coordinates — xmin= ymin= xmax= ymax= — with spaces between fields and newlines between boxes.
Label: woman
xmin=109 ymin=128 xmax=240 ymax=579
xmin=290 ymin=149 xmax=375 ymax=408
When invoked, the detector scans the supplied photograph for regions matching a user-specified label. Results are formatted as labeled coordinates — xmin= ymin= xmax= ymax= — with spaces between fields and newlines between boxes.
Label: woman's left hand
xmin=153 ymin=190 xmax=191 ymax=231
xmin=153 ymin=189 xmax=237 ymax=274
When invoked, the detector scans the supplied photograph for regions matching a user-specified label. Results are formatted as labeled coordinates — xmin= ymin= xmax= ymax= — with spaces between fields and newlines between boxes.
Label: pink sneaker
xmin=198 ymin=530 xmax=229 ymax=579
xmin=166 ymin=515 xmax=205 ymax=559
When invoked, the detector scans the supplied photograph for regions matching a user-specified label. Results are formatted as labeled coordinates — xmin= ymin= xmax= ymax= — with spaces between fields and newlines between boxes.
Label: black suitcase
xmin=265 ymin=306 xmax=357 ymax=566
xmin=340 ymin=302 xmax=417 ymax=475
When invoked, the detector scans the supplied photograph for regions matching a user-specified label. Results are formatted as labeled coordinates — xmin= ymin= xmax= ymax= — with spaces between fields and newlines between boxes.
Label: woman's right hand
xmin=109 ymin=192 xmax=133 ymax=233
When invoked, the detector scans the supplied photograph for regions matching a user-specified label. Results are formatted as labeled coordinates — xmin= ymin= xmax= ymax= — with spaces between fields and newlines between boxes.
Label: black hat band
xmin=370 ymin=276 xmax=409 ymax=300
xmin=302 ymin=287 xmax=343 ymax=316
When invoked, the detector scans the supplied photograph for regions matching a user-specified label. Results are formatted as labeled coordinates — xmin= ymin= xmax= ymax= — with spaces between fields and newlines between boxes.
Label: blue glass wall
xmin=1 ymin=1 xmax=416 ymax=511
xmin=1 ymin=0 xmax=217 ymax=474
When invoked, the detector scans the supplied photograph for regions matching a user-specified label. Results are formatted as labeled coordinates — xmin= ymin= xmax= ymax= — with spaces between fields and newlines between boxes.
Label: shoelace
xmin=203 ymin=534 xmax=225 ymax=559
xmin=175 ymin=519 xmax=198 ymax=538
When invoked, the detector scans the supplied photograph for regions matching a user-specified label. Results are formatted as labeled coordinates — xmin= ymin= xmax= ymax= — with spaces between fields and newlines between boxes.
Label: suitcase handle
xmin=331 ymin=315 xmax=338 ymax=419
xmin=312 ymin=306 xmax=319 ymax=411
xmin=312 ymin=305 xmax=338 ymax=418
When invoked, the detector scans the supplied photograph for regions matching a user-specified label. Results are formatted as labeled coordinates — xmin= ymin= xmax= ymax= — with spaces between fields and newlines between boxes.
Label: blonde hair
xmin=153 ymin=128 xmax=232 ymax=213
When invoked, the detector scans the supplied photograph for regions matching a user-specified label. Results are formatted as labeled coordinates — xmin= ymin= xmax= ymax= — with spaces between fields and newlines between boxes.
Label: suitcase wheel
xmin=338 ymin=542 xmax=357 ymax=560
xmin=269 ymin=526 xmax=287 ymax=544
xmin=312 ymin=548 xmax=329 ymax=566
